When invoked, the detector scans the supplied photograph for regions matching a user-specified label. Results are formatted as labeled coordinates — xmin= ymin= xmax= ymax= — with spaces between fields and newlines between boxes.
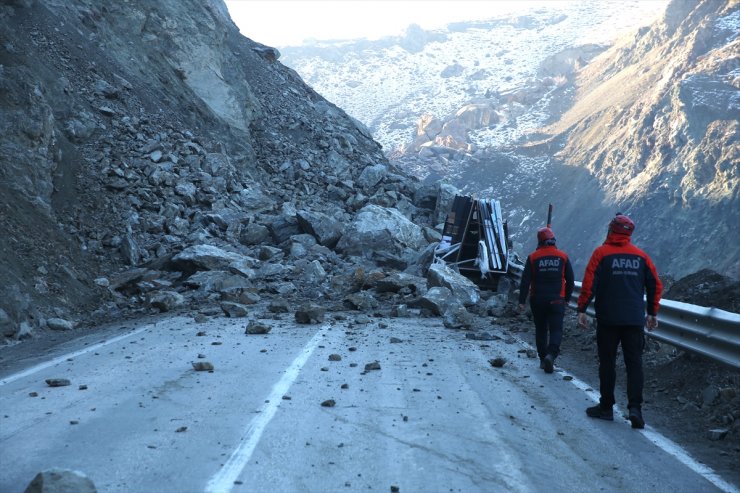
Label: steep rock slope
xmin=0 ymin=0 xmax=435 ymax=335
xmin=545 ymin=0 xmax=739 ymax=279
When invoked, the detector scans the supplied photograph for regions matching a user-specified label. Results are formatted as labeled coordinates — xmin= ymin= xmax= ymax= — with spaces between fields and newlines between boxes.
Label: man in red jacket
xmin=577 ymin=213 xmax=662 ymax=429
xmin=519 ymin=227 xmax=574 ymax=373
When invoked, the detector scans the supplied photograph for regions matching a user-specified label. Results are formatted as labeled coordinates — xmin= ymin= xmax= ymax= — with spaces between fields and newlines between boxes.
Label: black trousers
xmin=530 ymin=299 xmax=565 ymax=359
xmin=596 ymin=323 xmax=645 ymax=409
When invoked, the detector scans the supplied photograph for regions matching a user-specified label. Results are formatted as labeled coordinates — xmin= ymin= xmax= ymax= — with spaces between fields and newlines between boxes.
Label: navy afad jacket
xmin=519 ymin=244 xmax=575 ymax=305
xmin=577 ymin=233 xmax=663 ymax=326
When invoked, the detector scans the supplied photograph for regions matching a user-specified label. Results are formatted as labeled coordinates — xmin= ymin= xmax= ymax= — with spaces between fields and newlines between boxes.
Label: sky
xmin=224 ymin=0 xmax=563 ymax=47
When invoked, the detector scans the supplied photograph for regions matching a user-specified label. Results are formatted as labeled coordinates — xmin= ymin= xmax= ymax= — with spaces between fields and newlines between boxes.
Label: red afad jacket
xmin=577 ymin=233 xmax=663 ymax=326
xmin=518 ymin=245 xmax=575 ymax=304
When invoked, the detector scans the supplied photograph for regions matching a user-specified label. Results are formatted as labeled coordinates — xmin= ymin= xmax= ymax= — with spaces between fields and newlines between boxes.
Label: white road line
xmin=562 ymin=371 xmax=739 ymax=493
xmin=204 ymin=324 xmax=330 ymax=493
xmin=510 ymin=334 xmax=739 ymax=492
xmin=0 ymin=324 xmax=153 ymax=387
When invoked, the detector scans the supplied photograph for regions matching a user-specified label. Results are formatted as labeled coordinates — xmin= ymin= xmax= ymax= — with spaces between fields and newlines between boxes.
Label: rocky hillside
xmin=279 ymin=0 xmax=738 ymax=281
xmin=544 ymin=0 xmax=739 ymax=280
xmin=0 ymin=0 xmax=453 ymax=337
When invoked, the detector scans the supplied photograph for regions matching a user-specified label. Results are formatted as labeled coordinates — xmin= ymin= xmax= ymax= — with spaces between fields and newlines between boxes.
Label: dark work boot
xmin=539 ymin=359 xmax=545 ymax=369
xmin=586 ymin=404 xmax=614 ymax=421
xmin=628 ymin=407 xmax=645 ymax=429
xmin=543 ymin=354 xmax=554 ymax=374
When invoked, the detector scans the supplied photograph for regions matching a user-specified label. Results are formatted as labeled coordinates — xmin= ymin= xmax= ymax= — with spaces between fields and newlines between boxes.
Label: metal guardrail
xmin=570 ymin=282 xmax=740 ymax=370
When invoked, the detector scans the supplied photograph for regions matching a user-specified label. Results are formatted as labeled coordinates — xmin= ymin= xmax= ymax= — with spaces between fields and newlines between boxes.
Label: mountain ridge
xmin=280 ymin=0 xmax=738 ymax=280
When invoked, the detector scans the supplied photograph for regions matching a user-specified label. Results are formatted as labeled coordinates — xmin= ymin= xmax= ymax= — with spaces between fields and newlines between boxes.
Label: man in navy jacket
xmin=519 ymin=227 xmax=574 ymax=373
xmin=577 ymin=213 xmax=663 ymax=429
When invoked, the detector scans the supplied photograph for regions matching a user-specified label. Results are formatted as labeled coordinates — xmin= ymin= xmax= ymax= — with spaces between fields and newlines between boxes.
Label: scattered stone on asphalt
xmin=246 ymin=320 xmax=271 ymax=335
xmin=489 ymin=358 xmax=506 ymax=368
xmin=191 ymin=362 xmax=214 ymax=371
xmin=45 ymin=379 xmax=71 ymax=387
xmin=29 ymin=392 xmax=38 ymax=397
xmin=341 ymin=383 xmax=349 ymax=389
xmin=175 ymin=426 xmax=188 ymax=433
xmin=563 ymin=375 xmax=573 ymax=381
xmin=79 ymin=385 xmax=88 ymax=390
xmin=196 ymin=331 xmax=207 ymax=336
xmin=328 ymin=354 xmax=342 ymax=361
xmin=365 ymin=362 xmax=381 ymax=371
xmin=321 ymin=399 xmax=336 ymax=407
xmin=282 ymin=395 xmax=291 ymax=400
xmin=390 ymin=337 xmax=402 ymax=343
xmin=197 ymin=353 xmax=206 ymax=359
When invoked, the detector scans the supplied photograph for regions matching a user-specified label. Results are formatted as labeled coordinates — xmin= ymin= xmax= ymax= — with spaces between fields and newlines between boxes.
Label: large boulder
xmin=453 ymin=102 xmax=499 ymax=129
xmin=356 ymin=164 xmax=387 ymax=190
xmin=411 ymin=286 xmax=454 ymax=316
xmin=296 ymin=210 xmax=343 ymax=248
xmin=426 ymin=263 xmax=481 ymax=307
xmin=443 ymin=303 xmax=475 ymax=329
xmin=171 ymin=245 xmax=245 ymax=273
xmin=24 ymin=468 xmax=96 ymax=493
xmin=335 ymin=205 xmax=427 ymax=259
xmin=148 ymin=291 xmax=186 ymax=312
xmin=373 ymin=272 xmax=427 ymax=294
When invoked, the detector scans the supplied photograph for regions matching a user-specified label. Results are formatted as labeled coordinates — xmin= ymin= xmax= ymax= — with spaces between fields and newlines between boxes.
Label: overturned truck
xmin=433 ymin=195 xmax=523 ymax=291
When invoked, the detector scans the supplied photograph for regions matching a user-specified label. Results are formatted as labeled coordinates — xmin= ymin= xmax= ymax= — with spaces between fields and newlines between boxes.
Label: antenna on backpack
xmin=546 ymin=203 xmax=553 ymax=229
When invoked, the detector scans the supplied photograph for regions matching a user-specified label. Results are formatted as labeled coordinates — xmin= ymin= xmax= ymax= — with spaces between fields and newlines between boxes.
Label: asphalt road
xmin=0 ymin=312 xmax=735 ymax=493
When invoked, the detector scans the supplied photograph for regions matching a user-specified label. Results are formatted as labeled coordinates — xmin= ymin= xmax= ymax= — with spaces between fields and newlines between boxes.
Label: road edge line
xmin=204 ymin=324 xmax=330 ymax=493
xmin=0 ymin=324 xmax=153 ymax=386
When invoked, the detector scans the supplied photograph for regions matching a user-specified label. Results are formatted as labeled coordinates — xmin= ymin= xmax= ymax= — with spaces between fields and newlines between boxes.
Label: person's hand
xmin=577 ymin=312 xmax=590 ymax=329
xmin=646 ymin=315 xmax=658 ymax=331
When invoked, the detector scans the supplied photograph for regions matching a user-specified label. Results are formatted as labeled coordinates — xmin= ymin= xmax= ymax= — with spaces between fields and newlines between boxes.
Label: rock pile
xmin=0 ymin=0 xmax=473 ymax=338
